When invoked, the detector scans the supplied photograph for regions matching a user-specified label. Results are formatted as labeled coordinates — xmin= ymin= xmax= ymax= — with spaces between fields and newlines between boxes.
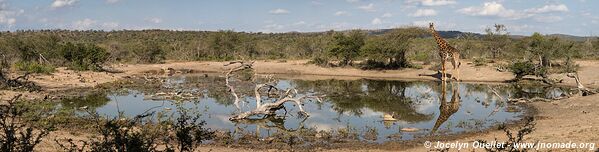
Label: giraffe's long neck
xmin=430 ymin=28 xmax=447 ymax=47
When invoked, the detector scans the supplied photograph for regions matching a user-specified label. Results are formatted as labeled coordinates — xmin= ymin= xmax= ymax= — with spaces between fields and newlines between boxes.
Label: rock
xmin=400 ymin=127 xmax=420 ymax=132
xmin=382 ymin=113 xmax=397 ymax=121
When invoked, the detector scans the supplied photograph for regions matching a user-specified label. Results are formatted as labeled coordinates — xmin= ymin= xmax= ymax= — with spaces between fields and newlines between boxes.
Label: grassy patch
xmin=14 ymin=61 xmax=55 ymax=74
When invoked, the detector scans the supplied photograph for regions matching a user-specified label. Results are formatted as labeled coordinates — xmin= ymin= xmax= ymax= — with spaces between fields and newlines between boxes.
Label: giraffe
xmin=431 ymin=81 xmax=461 ymax=134
xmin=429 ymin=23 xmax=461 ymax=81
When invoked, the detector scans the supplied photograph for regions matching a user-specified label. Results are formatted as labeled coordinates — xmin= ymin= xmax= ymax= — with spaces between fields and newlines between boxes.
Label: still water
xmin=63 ymin=74 xmax=569 ymax=142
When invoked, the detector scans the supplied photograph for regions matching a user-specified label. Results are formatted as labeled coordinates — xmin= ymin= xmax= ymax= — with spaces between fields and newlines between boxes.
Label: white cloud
xmin=106 ymin=0 xmax=120 ymax=4
xmin=73 ymin=18 xmax=97 ymax=30
xmin=411 ymin=20 xmax=433 ymax=27
xmin=346 ymin=0 xmax=359 ymax=3
xmin=310 ymin=1 xmax=323 ymax=5
xmin=293 ymin=21 xmax=306 ymax=25
xmin=317 ymin=22 xmax=355 ymax=31
xmin=382 ymin=13 xmax=393 ymax=18
xmin=146 ymin=17 xmax=162 ymax=24
xmin=102 ymin=22 xmax=119 ymax=29
xmin=458 ymin=2 xmax=530 ymax=20
xmin=265 ymin=23 xmax=284 ymax=30
xmin=534 ymin=16 xmax=563 ymax=23
xmin=371 ymin=17 xmax=382 ymax=25
xmin=334 ymin=11 xmax=349 ymax=16
xmin=407 ymin=0 xmax=456 ymax=6
xmin=525 ymin=4 xmax=569 ymax=14
xmin=0 ymin=2 xmax=23 ymax=26
xmin=409 ymin=21 xmax=456 ymax=29
xmin=410 ymin=9 xmax=437 ymax=17
xmin=51 ymin=0 xmax=78 ymax=8
xmin=358 ymin=3 xmax=375 ymax=12
xmin=269 ymin=8 xmax=289 ymax=14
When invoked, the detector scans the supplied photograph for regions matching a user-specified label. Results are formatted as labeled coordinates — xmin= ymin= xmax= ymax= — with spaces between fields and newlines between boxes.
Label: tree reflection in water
xmin=58 ymin=75 xmax=573 ymax=142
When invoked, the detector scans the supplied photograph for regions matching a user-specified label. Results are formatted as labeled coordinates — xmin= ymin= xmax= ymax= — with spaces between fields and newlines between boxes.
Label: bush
xmin=359 ymin=59 xmax=386 ymax=70
xmin=135 ymin=42 xmax=165 ymax=64
xmin=0 ymin=95 xmax=55 ymax=152
xmin=61 ymin=42 xmax=109 ymax=71
xmin=509 ymin=61 xmax=546 ymax=80
xmin=472 ymin=57 xmax=488 ymax=66
xmin=56 ymin=108 xmax=214 ymax=152
xmin=14 ymin=61 xmax=55 ymax=74
xmin=307 ymin=56 xmax=331 ymax=67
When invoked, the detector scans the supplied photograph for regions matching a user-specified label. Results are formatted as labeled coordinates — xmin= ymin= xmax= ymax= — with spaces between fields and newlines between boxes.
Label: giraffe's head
xmin=429 ymin=22 xmax=435 ymax=30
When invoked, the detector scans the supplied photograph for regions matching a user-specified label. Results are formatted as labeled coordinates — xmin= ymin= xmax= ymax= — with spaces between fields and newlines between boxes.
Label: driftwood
xmin=0 ymin=71 xmax=40 ymax=91
xmin=567 ymin=73 xmax=596 ymax=96
xmin=224 ymin=61 xmax=321 ymax=121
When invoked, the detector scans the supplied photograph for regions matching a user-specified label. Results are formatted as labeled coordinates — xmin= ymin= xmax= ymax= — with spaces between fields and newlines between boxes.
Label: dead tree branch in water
xmin=567 ymin=73 xmax=596 ymax=96
xmin=224 ymin=61 xmax=322 ymax=121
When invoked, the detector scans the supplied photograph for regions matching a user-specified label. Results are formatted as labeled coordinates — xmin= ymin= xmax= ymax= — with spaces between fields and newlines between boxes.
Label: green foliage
xmin=307 ymin=56 xmax=331 ymax=67
xmin=484 ymin=24 xmax=510 ymax=59
xmin=508 ymin=60 xmax=546 ymax=80
xmin=56 ymin=107 xmax=214 ymax=152
xmin=327 ymin=30 xmax=365 ymax=66
xmin=61 ymin=42 xmax=109 ymax=71
xmin=476 ymin=117 xmax=536 ymax=152
xmin=0 ymin=28 xmax=596 ymax=71
xmin=14 ymin=61 xmax=55 ymax=74
xmin=135 ymin=42 xmax=166 ymax=63
xmin=472 ymin=57 xmax=488 ymax=66
xmin=170 ymin=109 xmax=215 ymax=152
xmin=593 ymin=38 xmax=599 ymax=53
xmin=361 ymin=27 xmax=427 ymax=69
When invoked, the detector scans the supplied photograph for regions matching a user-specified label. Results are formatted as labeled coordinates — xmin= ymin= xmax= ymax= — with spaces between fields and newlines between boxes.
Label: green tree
xmin=327 ymin=30 xmax=365 ymax=66
xmin=206 ymin=30 xmax=240 ymax=60
xmin=61 ymin=42 xmax=109 ymax=71
xmin=484 ymin=24 xmax=510 ymax=59
xmin=593 ymin=38 xmax=599 ymax=56
xmin=361 ymin=27 xmax=427 ymax=69
xmin=136 ymin=41 xmax=165 ymax=63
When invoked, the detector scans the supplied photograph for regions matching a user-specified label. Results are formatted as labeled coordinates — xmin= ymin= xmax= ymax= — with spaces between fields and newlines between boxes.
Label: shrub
xmin=307 ymin=56 xmax=331 ymax=67
xmin=61 ymin=42 xmax=109 ymax=71
xmin=135 ymin=42 xmax=165 ymax=64
xmin=168 ymin=109 xmax=215 ymax=152
xmin=472 ymin=57 xmax=488 ymax=66
xmin=14 ymin=61 xmax=55 ymax=74
xmin=476 ymin=117 xmax=536 ymax=152
xmin=0 ymin=95 xmax=55 ymax=152
xmin=508 ymin=61 xmax=546 ymax=80
xmin=56 ymin=108 xmax=214 ymax=152
xmin=359 ymin=59 xmax=386 ymax=70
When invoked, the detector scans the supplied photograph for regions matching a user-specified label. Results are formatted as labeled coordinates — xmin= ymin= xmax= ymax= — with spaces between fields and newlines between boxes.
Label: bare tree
xmin=223 ymin=61 xmax=322 ymax=121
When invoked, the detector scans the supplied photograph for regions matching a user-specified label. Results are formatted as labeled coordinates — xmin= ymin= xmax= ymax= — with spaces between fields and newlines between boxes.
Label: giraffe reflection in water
xmin=431 ymin=81 xmax=461 ymax=134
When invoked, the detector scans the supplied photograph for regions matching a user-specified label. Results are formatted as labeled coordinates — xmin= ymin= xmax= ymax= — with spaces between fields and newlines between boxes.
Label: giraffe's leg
xmin=451 ymin=53 xmax=461 ymax=81
xmin=441 ymin=60 xmax=447 ymax=81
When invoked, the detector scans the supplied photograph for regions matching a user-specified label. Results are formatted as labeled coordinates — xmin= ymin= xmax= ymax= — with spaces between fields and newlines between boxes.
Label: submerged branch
xmin=224 ymin=61 xmax=322 ymax=121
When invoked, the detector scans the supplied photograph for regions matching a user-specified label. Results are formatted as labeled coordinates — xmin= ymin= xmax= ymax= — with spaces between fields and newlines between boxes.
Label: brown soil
xmin=1 ymin=60 xmax=598 ymax=151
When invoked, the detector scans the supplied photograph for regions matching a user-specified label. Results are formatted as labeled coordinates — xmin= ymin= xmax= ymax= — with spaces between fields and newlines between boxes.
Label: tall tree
xmin=361 ymin=27 xmax=427 ymax=69
xmin=327 ymin=30 xmax=365 ymax=66
xmin=484 ymin=24 xmax=510 ymax=59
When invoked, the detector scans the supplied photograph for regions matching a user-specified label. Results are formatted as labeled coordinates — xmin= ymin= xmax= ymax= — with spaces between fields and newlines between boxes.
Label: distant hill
xmin=364 ymin=29 xmax=483 ymax=39
xmin=366 ymin=28 xmax=596 ymax=42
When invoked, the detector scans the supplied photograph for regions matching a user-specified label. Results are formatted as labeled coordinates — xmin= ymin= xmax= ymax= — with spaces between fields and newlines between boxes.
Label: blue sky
xmin=0 ymin=0 xmax=597 ymax=36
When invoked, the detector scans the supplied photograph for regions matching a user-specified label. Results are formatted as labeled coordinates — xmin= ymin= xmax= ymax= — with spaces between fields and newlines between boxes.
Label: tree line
xmin=1 ymin=27 xmax=598 ymax=73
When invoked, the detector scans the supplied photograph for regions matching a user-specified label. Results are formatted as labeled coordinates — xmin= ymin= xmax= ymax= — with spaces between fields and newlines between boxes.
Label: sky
xmin=0 ymin=0 xmax=598 ymax=36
